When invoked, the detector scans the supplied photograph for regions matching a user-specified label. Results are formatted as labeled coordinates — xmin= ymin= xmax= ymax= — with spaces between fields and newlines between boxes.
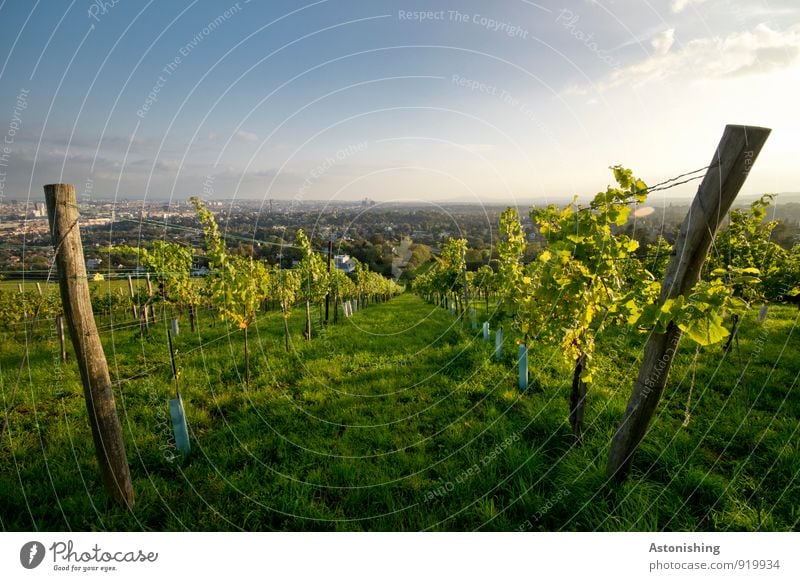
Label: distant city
xmin=1 ymin=194 xmax=799 ymax=282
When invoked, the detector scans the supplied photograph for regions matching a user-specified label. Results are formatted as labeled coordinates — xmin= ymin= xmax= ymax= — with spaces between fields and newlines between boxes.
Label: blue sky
xmin=1 ymin=0 xmax=798 ymax=205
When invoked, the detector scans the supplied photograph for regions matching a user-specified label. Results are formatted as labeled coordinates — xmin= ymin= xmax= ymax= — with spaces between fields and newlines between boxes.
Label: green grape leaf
xmin=677 ymin=312 xmax=729 ymax=346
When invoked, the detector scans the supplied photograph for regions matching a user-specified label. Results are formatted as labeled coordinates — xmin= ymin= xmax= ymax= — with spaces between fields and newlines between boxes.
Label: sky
xmin=0 ymin=0 xmax=798 ymax=206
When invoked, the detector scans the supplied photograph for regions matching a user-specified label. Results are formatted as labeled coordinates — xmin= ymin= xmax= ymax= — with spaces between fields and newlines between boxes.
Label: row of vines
xmin=414 ymin=166 xmax=800 ymax=466
xmin=0 ymin=198 xmax=404 ymax=386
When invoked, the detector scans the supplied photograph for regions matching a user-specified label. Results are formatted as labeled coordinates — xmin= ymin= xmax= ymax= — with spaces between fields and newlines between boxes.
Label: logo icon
xmin=20 ymin=541 xmax=46 ymax=569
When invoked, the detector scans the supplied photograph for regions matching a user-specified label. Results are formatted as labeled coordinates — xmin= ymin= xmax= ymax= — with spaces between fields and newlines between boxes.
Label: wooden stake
xmin=127 ymin=275 xmax=138 ymax=320
xmin=325 ymin=238 xmax=332 ymax=325
xmin=305 ymin=300 xmax=312 ymax=341
xmin=146 ymin=273 xmax=156 ymax=322
xmin=606 ymin=125 xmax=771 ymax=481
xmin=44 ymin=183 xmax=135 ymax=508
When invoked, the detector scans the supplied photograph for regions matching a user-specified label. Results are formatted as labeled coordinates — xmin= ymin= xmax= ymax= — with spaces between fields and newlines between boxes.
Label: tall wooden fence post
xmin=325 ymin=238 xmax=332 ymax=325
xmin=606 ymin=125 xmax=771 ymax=481
xmin=145 ymin=273 xmax=156 ymax=322
xmin=127 ymin=275 xmax=138 ymax=320
xmin=45 ymin=183 xmax=135 ymax=508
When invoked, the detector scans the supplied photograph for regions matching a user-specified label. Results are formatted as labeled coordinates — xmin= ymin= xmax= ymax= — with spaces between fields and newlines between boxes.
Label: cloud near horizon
xmin=599 ymin=22 xmax=800 ymax=90
xmin=671 ymin=0 xmax=709 ymax=14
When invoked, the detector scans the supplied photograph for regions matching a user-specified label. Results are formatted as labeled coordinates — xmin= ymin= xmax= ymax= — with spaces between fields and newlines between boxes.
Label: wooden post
xmin=461 ymin=250 xmax=469 ymax=316
xmin=44 ymin=183 xmax=135 ymax=508
xmin=283 ymin=314 xmax=291 ymax=352
xmin=305 ymin=300 xmax=312 ymax=341
xmin=141 ymin=293 xmax=149 ymax=329
xmin=606 ymin=125 xmax=771 ymax=481
xmin=333 ymin=294 xmax=339 ymax=324
xmin=127 ymin=275 xmax=138 ymax=320
xmin=325 ymin=238 xmax=332 ymax=324
xmin=243 ymin=326 xmax=250 ymax=388
xmin=145 ymin=273 xmax=156 ymax=322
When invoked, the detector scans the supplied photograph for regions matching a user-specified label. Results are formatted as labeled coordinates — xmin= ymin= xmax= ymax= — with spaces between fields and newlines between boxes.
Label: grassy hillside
xmin=1 ymin=294 xmax=798 ymax=531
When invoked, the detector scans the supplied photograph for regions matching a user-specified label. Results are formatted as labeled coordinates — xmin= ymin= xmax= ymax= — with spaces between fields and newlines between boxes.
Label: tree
xmin=707 ymin=195 xmax=786 ymax=349
xmin=123 ymin=240 xmax=200 ymax=331
xmin=269 ymin=265 xmax=300 ymax=351
xmin=643 ymin=236 xmax=672 ymax=282
xmin=329 ymin=269 xmax=356 ymax=323
xmin=192 ymin=197 xmax=270 ymax=387
xmin=784 ymin=244 xmax=800 ymax=304
xmin=472 ymin=264 xmax=496 ymax=314
xmin=436 ymin=238 xmax=469 ymax=313
xmin=526 ymin=167 xmax=656 ymax=442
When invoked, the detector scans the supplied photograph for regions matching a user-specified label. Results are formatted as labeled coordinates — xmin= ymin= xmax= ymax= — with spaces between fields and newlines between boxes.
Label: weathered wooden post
xmin=126 ymin=274 xmax=138 ymax=320
xmin=333 ymin=294 xmax=339 ymax=324
xmin=325 ymin=238 xmax=332 ymax=325
xmin=304 ymin=299 xmax=312 ymax=341
xmin=45 ymin=183 xmax=135 ymax=508
xmin=607 ymin=125 xmax=771 ymax=481
xmin=461 ymin=252 xmax=469 ymax=315
xmin=145 ymin=273 xmax=155 ymax=320
xmin=495 ymin=327 xmax=503 ymax=359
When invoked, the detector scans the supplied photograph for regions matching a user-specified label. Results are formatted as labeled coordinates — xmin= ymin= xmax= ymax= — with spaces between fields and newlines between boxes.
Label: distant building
xmin=86 ymin=258 xmax=102 ymax=269
xmin=28 ymin=202 xmax=47 ymax=218
xmin=334 ymin=254 xmax=356 ymax=273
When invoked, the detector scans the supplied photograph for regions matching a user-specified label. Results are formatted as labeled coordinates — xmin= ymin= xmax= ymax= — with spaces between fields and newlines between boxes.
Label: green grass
xmin=1 ymin=294 xmax=798 ymax=531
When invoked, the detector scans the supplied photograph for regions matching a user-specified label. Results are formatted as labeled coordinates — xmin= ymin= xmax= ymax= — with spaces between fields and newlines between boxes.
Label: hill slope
xmin=1 ymin=294 xmax=798 ymax=531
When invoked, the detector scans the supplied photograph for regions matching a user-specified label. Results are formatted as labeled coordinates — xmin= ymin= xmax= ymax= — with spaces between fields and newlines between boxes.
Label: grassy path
xmin=1 ymin=294 xmax=798 ymax=531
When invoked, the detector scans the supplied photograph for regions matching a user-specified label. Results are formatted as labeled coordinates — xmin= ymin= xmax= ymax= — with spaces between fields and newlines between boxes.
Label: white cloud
xmin=671 ymin=0 xmax=708 ymax=14
xmin=651 ymin=28 xmax=675 ymax=56
xmin=234 ymin=130 xmax=259 ymax=143
xmin=600 ymin=22 xmax=800 ymax=89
